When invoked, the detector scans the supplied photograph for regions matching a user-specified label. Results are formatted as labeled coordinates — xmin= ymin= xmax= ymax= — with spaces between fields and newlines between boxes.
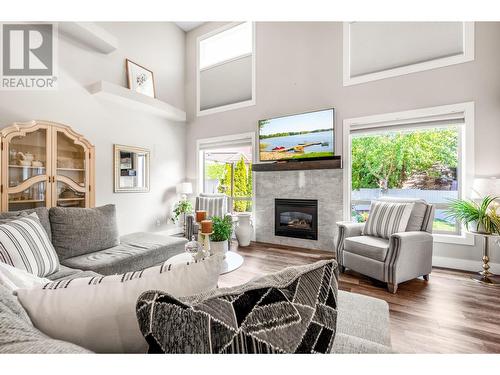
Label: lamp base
xmin=470 ymin=274 xmax=500 ymax=286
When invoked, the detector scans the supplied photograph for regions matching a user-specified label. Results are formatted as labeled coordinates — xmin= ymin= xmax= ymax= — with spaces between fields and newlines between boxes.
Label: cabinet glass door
xmin=54 ymin=130 xmax=87 ymax=208
xmin=7 ymin=128 xmax=50 ymax=211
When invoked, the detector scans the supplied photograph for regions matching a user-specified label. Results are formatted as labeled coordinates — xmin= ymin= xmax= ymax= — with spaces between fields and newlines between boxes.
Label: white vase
xmin=210 ymin=240 xmax=228 ymax=256
xmin=235 ymin=213 xmax=253 ymax=247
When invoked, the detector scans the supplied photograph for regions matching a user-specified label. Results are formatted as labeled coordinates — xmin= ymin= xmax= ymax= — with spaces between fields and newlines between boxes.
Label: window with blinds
xmin=197 ymin=22 xmax=255 ymax=115
xmin=349 ymin=112 xmax=465 ymax=235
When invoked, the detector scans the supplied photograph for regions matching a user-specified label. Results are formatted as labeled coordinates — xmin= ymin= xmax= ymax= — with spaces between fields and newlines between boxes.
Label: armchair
xmin=336 ymin=197 xmax=435 ymax=293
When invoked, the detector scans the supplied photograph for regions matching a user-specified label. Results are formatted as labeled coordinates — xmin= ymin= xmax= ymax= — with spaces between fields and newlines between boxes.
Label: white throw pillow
xmin=0 ymin=213 xmax=59 ymax=277
xmin=17 ymin=253 xmax=223 ymax=353
xmin=0 ymin=262 xmax=50 ymax=292
xmin=363 ymin=201 xmax=414 ymax=239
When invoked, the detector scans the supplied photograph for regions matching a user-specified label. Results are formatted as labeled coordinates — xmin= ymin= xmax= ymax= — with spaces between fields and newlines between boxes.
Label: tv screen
xmin=258 ymin=108 xmax=335 ymax=162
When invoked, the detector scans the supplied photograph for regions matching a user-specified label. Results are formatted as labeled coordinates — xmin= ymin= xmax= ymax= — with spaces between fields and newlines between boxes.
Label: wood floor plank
xmin=218 ymin=241 xmax=500 ymax=354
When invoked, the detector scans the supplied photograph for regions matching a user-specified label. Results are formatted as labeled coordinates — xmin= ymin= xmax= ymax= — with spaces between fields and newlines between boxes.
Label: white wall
xmin=0 ymin=22 xmax=187 ymax=235
xmin=184 ymin=22 xmax=500 ymax=272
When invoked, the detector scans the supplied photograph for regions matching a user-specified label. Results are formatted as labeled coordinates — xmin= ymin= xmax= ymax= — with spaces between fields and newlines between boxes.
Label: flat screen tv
xmin=258 ymin=108 xmax=335 ymax=162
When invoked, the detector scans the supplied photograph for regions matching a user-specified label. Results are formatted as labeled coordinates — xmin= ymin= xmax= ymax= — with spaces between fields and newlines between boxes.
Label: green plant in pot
xmin=171 ymin=200 xmax=193 ymax=235
xmin=445 ymin=196 xmax=500 ymax=234
xmin=210 ymin=216 xmax=233 ymax=255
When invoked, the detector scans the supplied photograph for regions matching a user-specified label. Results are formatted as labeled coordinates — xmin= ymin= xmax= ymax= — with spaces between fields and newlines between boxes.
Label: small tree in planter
xmin=210 ymin=216 xmax=233 ymax=255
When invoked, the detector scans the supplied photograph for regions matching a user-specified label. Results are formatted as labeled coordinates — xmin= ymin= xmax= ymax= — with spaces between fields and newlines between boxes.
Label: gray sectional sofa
xmin=0 ymin=206 xmax=188 ymax=277
xmin=0 ymin=205 xmax=392 ymax=354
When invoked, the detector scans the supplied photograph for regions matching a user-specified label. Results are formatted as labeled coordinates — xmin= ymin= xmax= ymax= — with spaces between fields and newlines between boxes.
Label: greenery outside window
xmin=202 ymin=147 xmax=253 ymax=213
xmin=351 ymin=125 xmax=462 ymax=235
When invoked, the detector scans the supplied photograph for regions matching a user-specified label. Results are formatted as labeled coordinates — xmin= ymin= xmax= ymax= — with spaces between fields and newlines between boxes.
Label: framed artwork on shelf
xmin=125 ymin=59 xmax=156 ymax=98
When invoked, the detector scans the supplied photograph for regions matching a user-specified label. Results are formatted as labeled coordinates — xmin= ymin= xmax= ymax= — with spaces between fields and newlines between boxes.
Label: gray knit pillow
xmin=136 ymin=260 xmax=339 ymax=354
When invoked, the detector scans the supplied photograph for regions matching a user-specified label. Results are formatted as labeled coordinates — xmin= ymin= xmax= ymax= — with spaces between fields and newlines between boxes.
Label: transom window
xmin=197 ymin=22 xmax=255 ymax=116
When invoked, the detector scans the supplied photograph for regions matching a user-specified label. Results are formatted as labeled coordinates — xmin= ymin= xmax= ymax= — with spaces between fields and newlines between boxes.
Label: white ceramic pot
xmin=210 ymin=240 xmax=228 ymax=256
xmin=235 ymin=213 xmax=253 ymax=247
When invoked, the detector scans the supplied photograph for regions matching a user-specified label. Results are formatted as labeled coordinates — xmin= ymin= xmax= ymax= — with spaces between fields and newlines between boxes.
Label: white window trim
xmin=343 ymin=102 xmax=475 ymax=246
xmin=343 ymin=22 xmax=475 ymax=87
xmin=196 ymin=22 xmax=256 ymax=117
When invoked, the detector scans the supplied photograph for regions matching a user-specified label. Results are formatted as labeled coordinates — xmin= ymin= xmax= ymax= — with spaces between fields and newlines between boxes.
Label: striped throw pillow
xmin=363 ymin=201 xmax=414 ymax=239
xmin=0 ymin=213 xmax=59 ymax=277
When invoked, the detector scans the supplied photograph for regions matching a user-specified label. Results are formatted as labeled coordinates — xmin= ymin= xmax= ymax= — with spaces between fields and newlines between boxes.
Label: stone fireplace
xmin=254 ymin=169 xmax=343 ymax=251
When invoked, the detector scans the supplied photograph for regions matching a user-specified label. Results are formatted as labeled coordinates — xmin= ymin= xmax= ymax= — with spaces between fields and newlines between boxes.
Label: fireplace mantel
xmin=252 ymin=157 xmax=341 ymax=172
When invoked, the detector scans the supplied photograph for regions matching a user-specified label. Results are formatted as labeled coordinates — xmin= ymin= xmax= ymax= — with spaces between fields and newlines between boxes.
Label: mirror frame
xmin=113 ymin=144 xmax=150 ymax=193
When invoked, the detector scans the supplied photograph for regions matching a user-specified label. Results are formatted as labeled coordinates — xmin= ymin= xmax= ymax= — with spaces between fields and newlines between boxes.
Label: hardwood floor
xmin=220 ymin=241 xmax=500 ymax=354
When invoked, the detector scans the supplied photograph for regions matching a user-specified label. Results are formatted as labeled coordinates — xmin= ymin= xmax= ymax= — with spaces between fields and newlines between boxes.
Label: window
xmin=343 ymin=22 xmax=474 ymax=86
xmin=344 ymin=102 xmax=475 ymax=244
xmin=197 ymin=22 xmax=255 ymax=115
xmin=197 ymin=134 xmax=255 ymax=213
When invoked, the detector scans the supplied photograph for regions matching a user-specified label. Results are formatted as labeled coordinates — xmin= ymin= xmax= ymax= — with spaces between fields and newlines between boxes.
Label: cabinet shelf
xmin=89 ymin=81 xmax=186 ymax=122
xmin=9 ymin=165 xmax=46 ymax=169
xmin=57 ymin=168 xmax=85 ymax=171
xmin=9 ymin=200 xmax=45 ymax=204
xmin=57 ymin=198 xmax=85 ymax=201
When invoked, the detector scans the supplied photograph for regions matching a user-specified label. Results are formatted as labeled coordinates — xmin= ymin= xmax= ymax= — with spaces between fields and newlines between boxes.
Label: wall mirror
xmin=114 ymin=144 xmax=150 ymax=193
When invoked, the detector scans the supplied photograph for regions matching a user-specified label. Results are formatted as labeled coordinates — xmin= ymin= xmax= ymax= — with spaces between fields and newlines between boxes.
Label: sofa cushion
xmin=335 ymin=290 xmax=391 ymax=348
xmin=136 ymin=259 xmax=339 ymax=354
xmin=376 ymin=197 xmax=429 ymax=232
xmin=0 ymin=213 xmax=60 ymax=277
xmin=344 ymin=236 xmax=390 ymax=262
xmin=16 ymin=254 xmax=223 ymax=353
xmin=60 ymin=232 xmax=187 ymax=275
xmin=0 ymin=207 xmax=51 ymax=241
xmin=0 ymin=284 xmax=90 ymax=354
xmin=49 ymin=204 xmax=120 ymax=260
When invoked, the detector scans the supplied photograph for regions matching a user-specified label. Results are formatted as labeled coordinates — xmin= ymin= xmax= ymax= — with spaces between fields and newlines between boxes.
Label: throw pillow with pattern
xmin=136 ymin=259 xmax=339 ymax=354
xmin=0 ymin=213 xmax=59 ymax=277
xmin=363 ymin=201 xmax=414 ymax=239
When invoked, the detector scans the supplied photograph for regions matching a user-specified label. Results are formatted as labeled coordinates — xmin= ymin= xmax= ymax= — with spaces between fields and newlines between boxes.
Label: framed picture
xmin=126 ymin=59 xmax=156 ymax=98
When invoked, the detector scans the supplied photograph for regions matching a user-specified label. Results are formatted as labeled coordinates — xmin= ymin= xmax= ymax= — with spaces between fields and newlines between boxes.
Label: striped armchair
xmin=336 ymin=197 xmax=435 ymax=293
xmin=186 ymin=193 xmax=232 ymax=240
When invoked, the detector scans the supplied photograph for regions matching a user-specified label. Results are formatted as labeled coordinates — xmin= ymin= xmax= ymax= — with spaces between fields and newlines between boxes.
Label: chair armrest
xmin=386 ymin=231 xmax=434 ymax=284
xmin=336 ymin=221 xmax=365 ymax=237
xmin=335 ymin=222 xmax=365 ymax=267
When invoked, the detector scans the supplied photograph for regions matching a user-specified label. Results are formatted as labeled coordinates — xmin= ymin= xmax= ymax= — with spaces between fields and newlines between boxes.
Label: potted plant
xmin=171 ymin=200 xmax=193 ymax=234
xmin=445 ymin=196 xmax=500 ymax=234
xmin=210 ymin=216 xmax=233 ymax=255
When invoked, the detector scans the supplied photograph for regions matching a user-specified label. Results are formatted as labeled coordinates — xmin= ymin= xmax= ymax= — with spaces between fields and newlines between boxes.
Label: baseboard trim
xmin=433 ymin=256 xmax=500 ymax=274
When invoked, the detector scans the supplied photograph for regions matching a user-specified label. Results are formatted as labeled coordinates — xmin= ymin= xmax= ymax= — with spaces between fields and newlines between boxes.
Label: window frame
xmin=196 ymin=132 xmax=256 ymax=214
xmin=343 ymin=22 xmax=475 ymax=87
xmin=343 ymin=102 xmax=475 ymax=245
xmin=196 ymin=22 xmax=256 ymax=117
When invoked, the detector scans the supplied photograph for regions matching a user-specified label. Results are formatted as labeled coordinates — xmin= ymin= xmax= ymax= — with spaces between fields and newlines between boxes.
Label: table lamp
xmin=176 ymin=182 xmax=193 ymax=201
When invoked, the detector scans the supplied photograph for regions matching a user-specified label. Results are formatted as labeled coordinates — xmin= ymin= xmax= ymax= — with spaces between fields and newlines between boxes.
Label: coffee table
xmin=168 ymin=251 xmax=244 ymax=275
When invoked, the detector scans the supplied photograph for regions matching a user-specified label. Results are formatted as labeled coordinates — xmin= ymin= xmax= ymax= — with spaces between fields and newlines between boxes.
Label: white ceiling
xmin=175 ymin=22 xmax=205 ymax=32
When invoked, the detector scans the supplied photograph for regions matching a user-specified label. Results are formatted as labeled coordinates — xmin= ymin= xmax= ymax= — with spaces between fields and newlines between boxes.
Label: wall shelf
xmin=89 ymin=81 xmax=186 ymax=122
xmin=252 ymin=157 xmax=342 ymax=172
xmin=59 ymin=22 xmax=118 ymax=54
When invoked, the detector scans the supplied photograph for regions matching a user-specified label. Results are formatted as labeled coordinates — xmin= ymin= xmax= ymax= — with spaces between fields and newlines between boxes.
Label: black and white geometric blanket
xmin=136 ymin=259 xmax=338 ymax=354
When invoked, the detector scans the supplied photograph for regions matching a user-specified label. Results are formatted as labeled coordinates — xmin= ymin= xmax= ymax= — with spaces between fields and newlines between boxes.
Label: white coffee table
xmin=168 ymin=251 xmax=244 ymax=275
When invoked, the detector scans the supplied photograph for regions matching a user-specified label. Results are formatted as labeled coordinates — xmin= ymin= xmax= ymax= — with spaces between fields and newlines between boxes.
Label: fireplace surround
xmin=275 ymin=199 xmax=318 ymax=240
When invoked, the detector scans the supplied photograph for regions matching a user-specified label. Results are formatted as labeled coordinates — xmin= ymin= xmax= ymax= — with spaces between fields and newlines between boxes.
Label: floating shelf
xmin=59 ymin=22 xmax=118 ymax=54
xmin=89 ymin=81 xmax=186 ymax=122
xmin=252 ymin=157 xmax=342 ymax=172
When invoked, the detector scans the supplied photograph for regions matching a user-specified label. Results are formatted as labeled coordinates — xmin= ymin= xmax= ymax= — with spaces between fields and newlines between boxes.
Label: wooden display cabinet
xmin=0 ymin=120 xmax=95 ymax=212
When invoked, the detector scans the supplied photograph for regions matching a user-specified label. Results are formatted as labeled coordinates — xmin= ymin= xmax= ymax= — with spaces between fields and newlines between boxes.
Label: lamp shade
xmin=471 ymin=177 xmax=500 ymax=199
xmin=176 ymin=182 xmax=193 ymax=195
